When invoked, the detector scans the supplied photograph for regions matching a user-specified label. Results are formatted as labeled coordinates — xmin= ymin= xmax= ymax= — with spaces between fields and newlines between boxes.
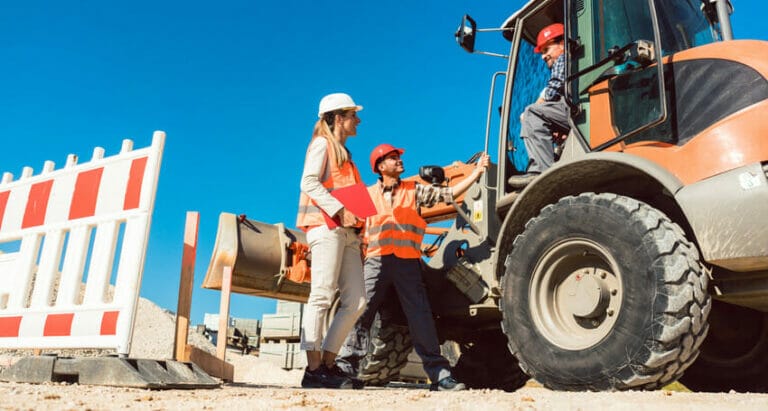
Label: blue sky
xmin=1 ymin=1 xmax=766 ymax=327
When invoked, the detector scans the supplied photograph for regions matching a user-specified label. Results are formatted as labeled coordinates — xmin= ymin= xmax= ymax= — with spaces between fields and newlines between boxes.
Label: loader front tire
xmin=500 ymin=193 xmax=711 ymax=391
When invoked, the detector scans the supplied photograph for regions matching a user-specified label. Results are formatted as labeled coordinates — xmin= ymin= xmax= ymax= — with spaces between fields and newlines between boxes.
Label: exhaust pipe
xmin=202 ymin=213 xmax=310 ymax=303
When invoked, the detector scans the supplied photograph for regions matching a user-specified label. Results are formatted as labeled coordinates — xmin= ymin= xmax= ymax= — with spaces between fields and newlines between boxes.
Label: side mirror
xmin=454 ymin=15 xmax=477 ymax=53
xmin=419 ymin=166 xmax=446 ymax=185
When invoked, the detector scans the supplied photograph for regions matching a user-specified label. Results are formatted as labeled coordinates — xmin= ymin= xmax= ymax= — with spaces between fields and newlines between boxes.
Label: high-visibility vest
xmin=364 ymin=180 xmax=427 ymax=259
xmin=296 ymin=136 xmax=362 ymax=229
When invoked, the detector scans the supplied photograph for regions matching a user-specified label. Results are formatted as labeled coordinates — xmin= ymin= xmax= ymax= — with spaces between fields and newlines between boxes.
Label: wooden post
xmin=173 ymin=211 xmax=199 ymax=361
xmin=169 ymin=211 xmax=234 ymax=382
xmin=216 ymin=265 xmax=233 ymax=361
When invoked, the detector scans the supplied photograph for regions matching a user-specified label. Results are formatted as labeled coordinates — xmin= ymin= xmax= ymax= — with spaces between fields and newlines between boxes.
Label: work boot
xmin=300 ymin=364 xmax=356 ymax=389
xmin=429 ymin=376 xmax=467 ymax=392
xmin=508 ymin=172 xmax=541 ymax=189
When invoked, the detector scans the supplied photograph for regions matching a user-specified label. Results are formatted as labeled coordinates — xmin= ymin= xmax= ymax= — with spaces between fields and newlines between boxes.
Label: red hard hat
xmin=369 ymin=144 xmax=405 ymax=173
xmin=534 ymin=23 xmax=564 ymax=53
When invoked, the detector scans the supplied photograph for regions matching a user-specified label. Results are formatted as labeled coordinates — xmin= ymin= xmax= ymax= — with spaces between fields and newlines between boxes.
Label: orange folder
xmin=322 ymin=183 xmax=377 ymax=228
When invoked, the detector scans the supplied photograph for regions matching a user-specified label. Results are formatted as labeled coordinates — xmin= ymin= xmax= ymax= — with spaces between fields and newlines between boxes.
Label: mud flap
xmin=0 ymin=356 xmax=220 ymax=389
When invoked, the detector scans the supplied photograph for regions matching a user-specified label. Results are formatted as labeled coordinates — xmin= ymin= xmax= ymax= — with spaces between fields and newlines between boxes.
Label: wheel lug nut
xmin=611 ymin=289 xmax=618 ymax=296
xmin=607 ymin=309 xmax=615 ymax=316
xmin=600 ymin=272 xmax=607 ymax=279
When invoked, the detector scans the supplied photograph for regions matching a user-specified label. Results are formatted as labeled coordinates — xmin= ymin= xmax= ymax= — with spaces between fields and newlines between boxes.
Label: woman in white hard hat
xmin=295 ymin=92 xmax=367 ymax=389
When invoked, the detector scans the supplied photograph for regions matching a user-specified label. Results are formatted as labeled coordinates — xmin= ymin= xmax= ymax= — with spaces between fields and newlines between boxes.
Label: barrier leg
xmin=216 ymin=266 xmax=233 ymax=361
xmin=174 ymin=211 xmax=199 ymax=361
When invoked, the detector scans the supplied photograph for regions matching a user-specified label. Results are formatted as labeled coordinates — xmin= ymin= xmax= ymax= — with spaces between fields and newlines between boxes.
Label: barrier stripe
xmin=0 ymin=311 xmax=121 ymax=338
xmin=0 ymin=316 xmax=22 ymax=337
xmin=44 ymin=313 xmax=74 ymax=336
xmin=100 ymin=311 xmax=119 ymax=335
xmin=22 ymin=180 xmax=53 ymax=229
xmin=124 ymin=157 xmax=147 ymax=210
xmin=69 ymin=168 xmax=104 ymax=220
xmin=0 ymin=191 xmax=9 ymax=231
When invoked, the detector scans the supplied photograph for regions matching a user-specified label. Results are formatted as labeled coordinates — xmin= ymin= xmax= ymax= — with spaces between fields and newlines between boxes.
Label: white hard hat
xmin=318 ymin=93 xmax=363 ymax=118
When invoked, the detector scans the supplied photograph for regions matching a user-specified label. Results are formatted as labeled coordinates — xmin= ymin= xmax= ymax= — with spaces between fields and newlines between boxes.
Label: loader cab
xmin=478 ymin=0 xmax=727 ymax=198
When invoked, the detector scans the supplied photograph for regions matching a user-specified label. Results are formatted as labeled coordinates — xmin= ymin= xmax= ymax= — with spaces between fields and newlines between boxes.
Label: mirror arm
xmin=473 ymin=51 xmax=510 ymax=59
xmin=472 ymin=27 xmax=512 ymax=58
xmin=475 ymin=27 xmax=512 ymax=33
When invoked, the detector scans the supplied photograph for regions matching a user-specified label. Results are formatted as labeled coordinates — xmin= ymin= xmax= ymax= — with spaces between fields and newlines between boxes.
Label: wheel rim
xmin=529 ymin=238 xmax=623 ymax=350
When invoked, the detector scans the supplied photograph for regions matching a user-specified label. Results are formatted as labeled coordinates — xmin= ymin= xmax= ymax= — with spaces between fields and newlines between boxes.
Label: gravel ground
xmin=1 ymin=380 xmax=767 ymax=411
xmin=1 ymin=297 xmax=767 ymax=410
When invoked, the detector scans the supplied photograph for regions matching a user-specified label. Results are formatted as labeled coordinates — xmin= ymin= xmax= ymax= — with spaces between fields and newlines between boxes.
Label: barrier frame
xmin=0 ymin=132 xmax=165 ymax=356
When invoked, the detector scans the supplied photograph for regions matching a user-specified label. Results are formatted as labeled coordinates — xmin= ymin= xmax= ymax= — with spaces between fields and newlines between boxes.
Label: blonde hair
xmin=312 ymin=111 xmax=349 ymax=167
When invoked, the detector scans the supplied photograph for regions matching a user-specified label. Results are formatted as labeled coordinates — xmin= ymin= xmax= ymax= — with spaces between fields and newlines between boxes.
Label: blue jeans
xmin=337 ymin=255 xmax=451 ymax=382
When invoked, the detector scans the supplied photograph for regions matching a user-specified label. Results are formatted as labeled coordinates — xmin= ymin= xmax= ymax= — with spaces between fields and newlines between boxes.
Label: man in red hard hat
xmin=336 ymin=144 xmax=489 ymax=391
xmin=509 ymin=22 xmax=571 ymax=188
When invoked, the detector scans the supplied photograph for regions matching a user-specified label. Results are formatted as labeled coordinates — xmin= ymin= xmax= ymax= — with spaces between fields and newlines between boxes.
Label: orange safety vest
xmin=296 ymin=136 xmax=362 ymax=229
xmin=364 ymin=180 xmax=427 ymax=259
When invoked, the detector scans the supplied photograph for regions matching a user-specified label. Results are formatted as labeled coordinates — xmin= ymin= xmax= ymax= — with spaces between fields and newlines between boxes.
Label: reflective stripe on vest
xmin=364 ymin=180 xmax=427 ymax=259
xmin=366 ymin=237 xmax=423 ymax=251
xmin=296 ymin=137 xmax=361 ymax=228
xmin=366 ymin=223 xmax=425 ymax=237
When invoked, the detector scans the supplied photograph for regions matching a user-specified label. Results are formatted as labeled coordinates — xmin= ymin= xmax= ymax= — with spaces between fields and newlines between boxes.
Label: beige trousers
xmin=300 ymin=225 xmax=366 ymax=353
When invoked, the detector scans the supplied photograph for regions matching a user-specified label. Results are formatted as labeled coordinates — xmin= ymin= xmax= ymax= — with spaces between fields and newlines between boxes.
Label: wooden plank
xmin=184 ymin=345 xmax=234 ymax=382
xmin=173 ymin=211 xmax=199 ymax=361
xmin=216 ymin=265 xmax=232 ymax=360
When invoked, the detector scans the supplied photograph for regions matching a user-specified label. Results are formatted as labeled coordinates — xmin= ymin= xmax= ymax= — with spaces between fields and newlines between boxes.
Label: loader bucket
xmin=202 ymin=213 xmax=310 ymax=302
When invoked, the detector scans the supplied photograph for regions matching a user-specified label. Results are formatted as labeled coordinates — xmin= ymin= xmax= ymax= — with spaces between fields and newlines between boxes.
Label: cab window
xmin=507 ymin=39 xmax=550 ymax=171
xmin=598 ymin=0 xmax=715 ymax=60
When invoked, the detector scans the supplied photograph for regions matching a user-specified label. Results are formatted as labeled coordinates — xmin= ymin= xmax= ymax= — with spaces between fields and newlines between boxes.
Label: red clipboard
xmin=322 ymin=183 xmax=377 ymax=228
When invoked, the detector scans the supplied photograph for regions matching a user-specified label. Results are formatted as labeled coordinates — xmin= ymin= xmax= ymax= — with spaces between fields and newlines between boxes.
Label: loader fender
xmin=675 ymin=161 xmax=768 ymax=272
xmin=495 ymin=152 xmax=684 ymax=280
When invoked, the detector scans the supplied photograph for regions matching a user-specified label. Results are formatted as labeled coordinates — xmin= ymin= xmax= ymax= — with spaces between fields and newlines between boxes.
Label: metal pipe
xmin=450 ymin=200 xmax=482 ymax=236
xmin=716 ymin=0 xmax=734 ymax=41
xmin=484 ymin=72 xmax=503 ymax=155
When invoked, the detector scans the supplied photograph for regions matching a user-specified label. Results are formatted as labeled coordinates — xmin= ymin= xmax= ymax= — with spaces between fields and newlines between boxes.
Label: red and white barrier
xmin=0 ymin=132 xmax=165 ymax=355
